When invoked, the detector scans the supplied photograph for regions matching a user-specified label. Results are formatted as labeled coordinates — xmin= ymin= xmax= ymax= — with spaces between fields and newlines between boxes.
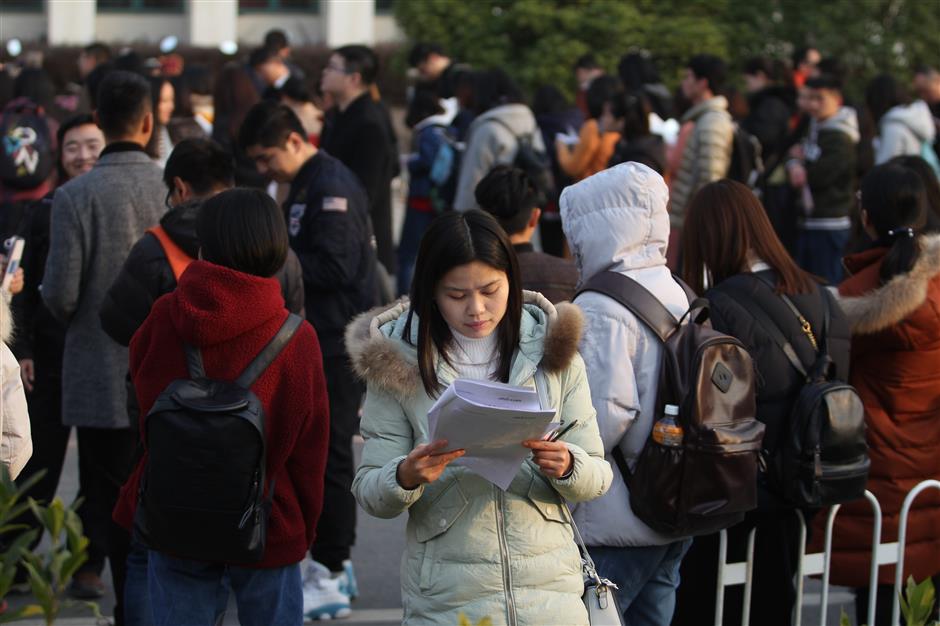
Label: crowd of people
xmin=0 ymin=30 xmax=937 ymax=626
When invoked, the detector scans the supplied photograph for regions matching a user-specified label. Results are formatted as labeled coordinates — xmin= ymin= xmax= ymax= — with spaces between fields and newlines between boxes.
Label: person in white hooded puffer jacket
xmin=561 ymin=161 xmax=692 ymax=626
xmin=1 ymin=291 xmax=32 ymax=480
xmin=867 ymin=74 xmax=938 ymax=166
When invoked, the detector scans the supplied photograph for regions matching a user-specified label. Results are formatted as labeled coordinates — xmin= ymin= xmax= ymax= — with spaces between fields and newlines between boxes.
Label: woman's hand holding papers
xmin=522 ymin=440 xmax=573 ymax=479
xmin=396 ymin=440 xmax=466 ymax=490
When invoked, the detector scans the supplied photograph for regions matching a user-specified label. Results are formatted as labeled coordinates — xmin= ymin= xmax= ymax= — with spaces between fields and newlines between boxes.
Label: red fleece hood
xmin=169 ymin=261 xmax=286 ymax=347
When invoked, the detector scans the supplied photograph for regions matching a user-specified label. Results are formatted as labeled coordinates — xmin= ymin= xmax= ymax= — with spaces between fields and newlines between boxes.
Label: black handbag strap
xmin=731 ymin=273 xmax=833 ymax=381
xmin=183 ymin=313 xmax=303 ymax=387
xmin=724 ymin=278 xmax=810 ymax=380
xmin=576 ymin=271 xmax=681 ymax=342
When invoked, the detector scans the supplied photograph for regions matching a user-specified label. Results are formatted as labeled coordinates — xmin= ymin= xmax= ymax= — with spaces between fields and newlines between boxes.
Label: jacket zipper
xmin=494 ymin=486 xmax=517 ymax=626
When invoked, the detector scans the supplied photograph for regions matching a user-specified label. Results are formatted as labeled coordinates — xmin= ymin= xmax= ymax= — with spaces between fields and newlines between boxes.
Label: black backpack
xmin=0 ymin=98 xmax=54 ymax=190
xmin=487 ymin=117 xmax=555 ymax=206
xmin=736 ymin=276 xmax=869 ymax=508
xmin=727 ymin=123 xmax=765 ymax=192
xmin=578 ymin=272 xmax=764 ymax=536
xmin=134 ymin=314 xmax=303 ymax=563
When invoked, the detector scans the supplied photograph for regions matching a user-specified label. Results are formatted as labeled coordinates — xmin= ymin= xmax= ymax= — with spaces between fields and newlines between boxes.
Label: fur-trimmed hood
xmin=345 ymin=290 xmax=584 ymax=402
xmin=837 ymin=234 xmax=940 ymax=335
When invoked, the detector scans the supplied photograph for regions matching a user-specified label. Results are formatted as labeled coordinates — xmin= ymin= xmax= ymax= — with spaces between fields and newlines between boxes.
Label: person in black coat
xmin=240 ymin=101 xmax=377 ymax=601
xmin=672 ymin=180 xmax=851 ymax=626
xmin=319 ymin=45 xmax=398 ymax=273
xmin=741 ymin=58 xmax=796 ymax=169
xmin=99 ymin=138 xmax=305 ymax=348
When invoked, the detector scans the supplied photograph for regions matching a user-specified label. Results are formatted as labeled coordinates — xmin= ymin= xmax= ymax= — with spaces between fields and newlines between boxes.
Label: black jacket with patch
xmin=285 ymin=151 xmax=377 ymax=357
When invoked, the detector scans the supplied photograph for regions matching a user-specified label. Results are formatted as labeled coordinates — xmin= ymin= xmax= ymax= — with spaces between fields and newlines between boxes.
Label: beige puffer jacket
xmin=668 ymin=95 xmax=734 ymax=228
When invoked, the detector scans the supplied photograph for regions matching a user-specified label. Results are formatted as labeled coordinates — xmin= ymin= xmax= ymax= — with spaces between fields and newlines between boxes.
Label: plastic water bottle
xmin=652 ymin=404 xmax=683 ymax=447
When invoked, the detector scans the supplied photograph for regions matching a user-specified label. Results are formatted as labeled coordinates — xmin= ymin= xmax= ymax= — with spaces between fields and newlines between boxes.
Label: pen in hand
xmin=547 ymin=421 xmax=577 ymax=442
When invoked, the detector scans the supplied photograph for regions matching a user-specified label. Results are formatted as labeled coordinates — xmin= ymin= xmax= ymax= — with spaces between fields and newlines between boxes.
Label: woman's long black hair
xmin=859 ymin=163 xmax=927 ymax=285
xmin=404 ymin=210 xmax=522 ymax=397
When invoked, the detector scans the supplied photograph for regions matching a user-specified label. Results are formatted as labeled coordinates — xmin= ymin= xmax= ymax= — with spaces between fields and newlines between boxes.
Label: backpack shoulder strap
xmin=486 ymin=115 xmax=539 ymax=144
xmin=147 ymin=226 xmax=194 ymax=282
xmin=236 ymin=314 xmax=304 ymax=389
xmin=576 ymin=271 xmax=678 ymax=342
xmin=723 ymin=275 xmax=809 ymax=379
xmin=183 ymin=344 xmax=206 ymax=380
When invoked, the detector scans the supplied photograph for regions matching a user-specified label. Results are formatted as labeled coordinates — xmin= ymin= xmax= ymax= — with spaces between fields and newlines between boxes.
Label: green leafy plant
xmin=900 ymin=575 xmax=938 ymax=626
xmin=0 ymin=466 xmax=98 ymax=625
xmin=839 ymin=576 xmax=939 ymax=626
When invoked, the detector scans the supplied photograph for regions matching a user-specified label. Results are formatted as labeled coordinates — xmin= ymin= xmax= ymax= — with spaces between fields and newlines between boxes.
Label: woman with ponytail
xmin=828 ymin=162 xmax=940 ymax=625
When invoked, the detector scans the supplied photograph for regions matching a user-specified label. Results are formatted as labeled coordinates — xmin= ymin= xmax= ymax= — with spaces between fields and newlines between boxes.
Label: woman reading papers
xmin=347 ymin=210 xmax=611 ymax=625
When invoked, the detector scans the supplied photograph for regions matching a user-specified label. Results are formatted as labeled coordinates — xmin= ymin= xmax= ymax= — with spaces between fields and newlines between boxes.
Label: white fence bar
xmin=741 ymin=528 xmax=756 ymax=626
xmin=892 ymin=479 xmax=940 ymax=626
xmin=863 ymin=490 xmax=883 ymax=626
xmin=716 ymin=481 xmax=940 ymax=626
xmin=819 ymin=504 xmax=842 ymax=626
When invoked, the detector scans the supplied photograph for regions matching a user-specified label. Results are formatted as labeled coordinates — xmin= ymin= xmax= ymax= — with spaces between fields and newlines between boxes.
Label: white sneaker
xmin=302 ymin=559 xmax=352 ymax=621
xmin=334 ymin=559 xmax=359 ymax=600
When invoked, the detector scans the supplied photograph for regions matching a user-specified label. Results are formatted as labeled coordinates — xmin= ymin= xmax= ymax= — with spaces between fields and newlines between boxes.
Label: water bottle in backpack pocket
xmin=578 ymin=272 xmax=764 ymax=537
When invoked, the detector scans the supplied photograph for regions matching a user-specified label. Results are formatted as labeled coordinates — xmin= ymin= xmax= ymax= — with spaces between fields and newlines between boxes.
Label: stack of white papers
xmin=428 ymin=379 xmax=559 ymax=490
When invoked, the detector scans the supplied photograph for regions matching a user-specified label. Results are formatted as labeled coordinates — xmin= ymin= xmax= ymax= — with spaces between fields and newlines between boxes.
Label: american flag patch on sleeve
xmin=322 ymin=196 xmax=348 ymax=212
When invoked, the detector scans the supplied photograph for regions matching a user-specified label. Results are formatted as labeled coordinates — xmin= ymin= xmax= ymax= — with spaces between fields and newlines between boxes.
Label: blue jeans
xmin=396 ymin=208 xmax=436 ymax=296
xmin=148 ymin=551 xmax=302 ymax=626
xmin=589 ymin=539 xmax=692 ymax=626
xmin=123 ymin=541 xmax=153 ymax=626
xmin=794 ymin=227 xmax=850 ymax=285
xmin=126 ymin=542 xmax=231 ymax=626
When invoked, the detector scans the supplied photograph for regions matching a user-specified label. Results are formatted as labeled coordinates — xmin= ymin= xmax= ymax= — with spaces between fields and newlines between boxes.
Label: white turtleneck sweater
xmin=447 ymin=329 xmax=500 ymax=381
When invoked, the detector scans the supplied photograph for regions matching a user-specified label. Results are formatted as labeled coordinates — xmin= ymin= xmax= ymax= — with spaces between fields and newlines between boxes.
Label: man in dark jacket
xmin=99 ymin=138 xmax=305 ymax=347
xmin=786 ymin=66 xmax=859 ymax=284
xmin=475 ymin=165 xmax=578 ymax=303
xmin=240 ymin=101 xmax=377 ymax=620
xmin=319 ymin=45 xmax=398 ymax=273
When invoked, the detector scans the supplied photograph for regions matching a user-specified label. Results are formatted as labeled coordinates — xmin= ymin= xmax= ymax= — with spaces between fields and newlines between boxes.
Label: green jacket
xmin=347 ymin=292 xmax=612 ymax=626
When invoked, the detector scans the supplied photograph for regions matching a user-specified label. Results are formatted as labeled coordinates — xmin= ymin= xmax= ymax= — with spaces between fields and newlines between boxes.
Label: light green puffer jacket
xmin=347 ymin=292 xmax=612 ymax=626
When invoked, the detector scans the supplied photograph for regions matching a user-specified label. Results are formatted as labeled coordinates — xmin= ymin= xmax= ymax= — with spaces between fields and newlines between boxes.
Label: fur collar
xmin=838 ymin=234 xmax=940 ymax=335
xmin=345 ymin=291 xmax=584 ymax=401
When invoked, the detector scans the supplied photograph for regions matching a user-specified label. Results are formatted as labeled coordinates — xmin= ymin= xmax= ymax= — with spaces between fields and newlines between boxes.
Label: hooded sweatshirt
xmin=113 ymin=261 xmax=330 ymax=568
xmin=561 ymin=162 xmax=690 ymax=546
xmin=802 ymin=106 xmax=860 ymax=227
xmin=875 ymin=100 xmax=937 ymax=165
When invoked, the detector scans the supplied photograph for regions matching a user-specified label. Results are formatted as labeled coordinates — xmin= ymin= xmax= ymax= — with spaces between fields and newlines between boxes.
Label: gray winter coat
xmin=453 ymin=104 xmax=546 ymax=212
xmin=42 ymin=149 xmax=166 ymax=428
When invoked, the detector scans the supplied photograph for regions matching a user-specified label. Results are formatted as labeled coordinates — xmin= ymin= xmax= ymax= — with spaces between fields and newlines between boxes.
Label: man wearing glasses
xmin=319 ymin=45 xmax=399 ymax=277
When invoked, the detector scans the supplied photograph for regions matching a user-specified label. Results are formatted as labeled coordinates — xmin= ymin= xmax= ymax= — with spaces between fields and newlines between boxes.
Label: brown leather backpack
xmin=578 ymin=272 xmax=764 ymax=536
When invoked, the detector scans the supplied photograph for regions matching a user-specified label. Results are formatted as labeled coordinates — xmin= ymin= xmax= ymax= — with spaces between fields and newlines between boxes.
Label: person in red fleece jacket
xmin=113 ymin=187 xmax=329 ymax=626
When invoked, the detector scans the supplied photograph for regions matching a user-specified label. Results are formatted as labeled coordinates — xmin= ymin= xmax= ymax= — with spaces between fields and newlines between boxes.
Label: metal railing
xmin=714 ymin=480 xmax=940 ymax=626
